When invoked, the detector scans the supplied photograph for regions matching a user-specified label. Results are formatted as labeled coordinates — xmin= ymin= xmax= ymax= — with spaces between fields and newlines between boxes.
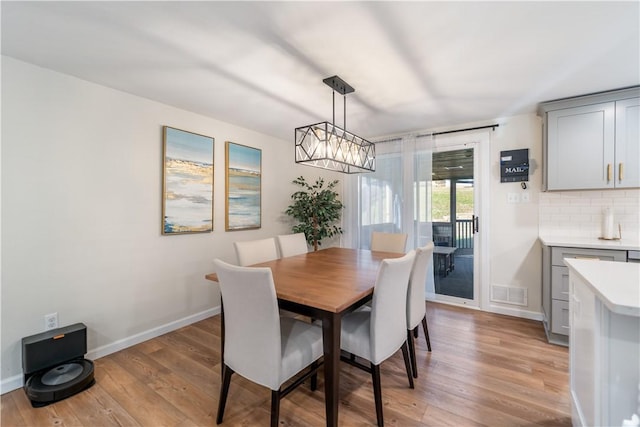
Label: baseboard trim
xmin=426 ymin=295 xmax=543 ymax=321
xmin=1 ymin=375 xmax=23 ymax=396
xmin=485 ymin=304 xmax=543 ymax=321
xmin=1 ymin=306 xmax=221 ymax=395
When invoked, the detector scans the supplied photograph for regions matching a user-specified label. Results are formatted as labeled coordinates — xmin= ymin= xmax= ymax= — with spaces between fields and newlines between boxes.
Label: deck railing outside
xmin=456 ymin=219 xmax=473 ymax=249
xmin=433 ymin=220 xmax=474 ymax=252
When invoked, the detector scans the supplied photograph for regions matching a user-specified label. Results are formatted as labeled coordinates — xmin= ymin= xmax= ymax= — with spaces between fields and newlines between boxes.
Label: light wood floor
xmin=1 ymin=303 xmax=571 ymax=426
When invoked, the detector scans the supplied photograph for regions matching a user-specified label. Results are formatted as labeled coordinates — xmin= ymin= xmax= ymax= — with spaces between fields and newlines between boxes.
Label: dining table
xmin=205 ymin=246 xmax=403 ymax=427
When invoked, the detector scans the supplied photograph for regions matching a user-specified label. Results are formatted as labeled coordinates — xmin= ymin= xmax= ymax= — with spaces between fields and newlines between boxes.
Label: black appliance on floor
xmin=22 ymin=323 xmax=95 ymax=407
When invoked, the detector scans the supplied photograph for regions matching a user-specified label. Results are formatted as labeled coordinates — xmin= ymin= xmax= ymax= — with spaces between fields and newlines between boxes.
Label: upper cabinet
xmin=615 ymin=97 xmax=640 ymax=188
xmin=539 ymin=87 xmax=640 ymax=191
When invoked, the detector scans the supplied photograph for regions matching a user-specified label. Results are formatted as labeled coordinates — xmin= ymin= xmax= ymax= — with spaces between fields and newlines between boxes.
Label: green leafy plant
xmin=285 ymin=176 xmax=344 ymax=251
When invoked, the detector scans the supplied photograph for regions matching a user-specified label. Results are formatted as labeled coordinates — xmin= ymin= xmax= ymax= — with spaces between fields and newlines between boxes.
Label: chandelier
xmin=295 ymin=76 xmax=375 ymax=173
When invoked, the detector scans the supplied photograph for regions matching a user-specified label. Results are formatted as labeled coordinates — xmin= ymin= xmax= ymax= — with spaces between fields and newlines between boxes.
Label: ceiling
xmin=2 ymin=2 xmax=638 ymax=142
xmin=432 ymin=148 xmax=474 ymax=181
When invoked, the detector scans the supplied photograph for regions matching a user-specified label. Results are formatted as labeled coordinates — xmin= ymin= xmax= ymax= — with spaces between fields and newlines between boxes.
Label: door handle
xmin=607 ymin=163 xmax=612 ymax=182
xmin=472 ymin=215 xmax=479 ymax=233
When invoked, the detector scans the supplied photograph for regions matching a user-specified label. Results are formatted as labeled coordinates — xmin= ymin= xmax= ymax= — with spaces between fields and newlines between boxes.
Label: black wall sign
xmin=500 ymin=149 xmax=529 ymax=183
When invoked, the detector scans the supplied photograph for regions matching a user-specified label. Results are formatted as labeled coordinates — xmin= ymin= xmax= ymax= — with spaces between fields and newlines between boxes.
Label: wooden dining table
xmin=205 ymin=246 xmax=403 ymax=427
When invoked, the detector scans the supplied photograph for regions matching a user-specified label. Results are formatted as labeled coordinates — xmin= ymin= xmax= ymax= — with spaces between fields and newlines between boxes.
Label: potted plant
xmin=285 ymin=176 xmax=344 ymax=251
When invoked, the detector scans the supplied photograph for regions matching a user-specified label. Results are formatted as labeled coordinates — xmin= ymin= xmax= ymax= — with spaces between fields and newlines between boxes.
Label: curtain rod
xmin=373 ymin=136 xmax=402 ymax=144
xmin=429 ymin=123 xmax=499 ymax=137
xmin=376 ymin=123 xmax=499 ymax=144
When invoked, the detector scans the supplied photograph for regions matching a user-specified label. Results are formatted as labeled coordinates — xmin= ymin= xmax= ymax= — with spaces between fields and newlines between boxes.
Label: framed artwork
xmin=225 ymin=141 xmax=262 ymax=231
xmin=162 ymin=126 xmax=214 ymax=235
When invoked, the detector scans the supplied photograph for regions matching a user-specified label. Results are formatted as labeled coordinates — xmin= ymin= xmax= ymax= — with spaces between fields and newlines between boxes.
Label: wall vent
xmin=491 ymin=284 xmax=528 ymax=306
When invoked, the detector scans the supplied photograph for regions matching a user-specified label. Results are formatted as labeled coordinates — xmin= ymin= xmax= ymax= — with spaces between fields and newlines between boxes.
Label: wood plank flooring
xmin=1 ymin=303 xmax=571 ymax=426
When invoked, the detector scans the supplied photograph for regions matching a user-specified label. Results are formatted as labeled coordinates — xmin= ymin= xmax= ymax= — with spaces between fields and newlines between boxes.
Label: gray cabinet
xmin=615 ymin=97 xmax=640 ymax=188
xmin=539 ymin=87 xmax=640 ymax=191
xmin=541 ymin=245 xmax=627 ymax=346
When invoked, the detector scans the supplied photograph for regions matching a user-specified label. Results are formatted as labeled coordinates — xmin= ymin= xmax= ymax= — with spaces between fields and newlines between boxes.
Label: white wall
xmin=486 ymin=114 xmax=543 ymax=318
xmin=0 ymin=57 xmax=340 ymax=392
xmin=422 ymin=114 xmax=544 ymax=319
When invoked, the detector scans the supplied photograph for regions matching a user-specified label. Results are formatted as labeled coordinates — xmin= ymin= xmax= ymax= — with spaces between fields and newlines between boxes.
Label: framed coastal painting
xmin=225 ymin=141 xmax=261 ymax=231
xmin=162 ymin=126 xmax=214 ymax=235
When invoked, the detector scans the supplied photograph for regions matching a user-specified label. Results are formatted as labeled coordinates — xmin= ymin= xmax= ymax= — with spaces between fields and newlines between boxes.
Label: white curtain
xmin=344 ymin=134 xmax=435 ymax=293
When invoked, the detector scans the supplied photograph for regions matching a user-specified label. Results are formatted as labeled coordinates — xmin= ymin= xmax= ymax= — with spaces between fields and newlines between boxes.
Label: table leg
xmin=322 ymin=312 xmax=340 ymax=427
xmin=444 ymin=254 xmax=450 ymax=276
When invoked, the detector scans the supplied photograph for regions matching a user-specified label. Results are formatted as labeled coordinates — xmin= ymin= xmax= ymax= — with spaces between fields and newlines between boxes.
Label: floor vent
xmin=491 ymin=284 xmax=528 ymax=306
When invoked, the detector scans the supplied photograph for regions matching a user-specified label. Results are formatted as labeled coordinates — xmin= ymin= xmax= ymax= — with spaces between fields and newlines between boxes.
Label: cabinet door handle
xmin=619 ymin=162 xmax=624 ymax=182
xmin=607 ymin=163 xmax=612 ymax=182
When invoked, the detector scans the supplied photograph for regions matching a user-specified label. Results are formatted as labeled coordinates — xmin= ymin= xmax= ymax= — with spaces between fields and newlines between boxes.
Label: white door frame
xmin=427 ymin=131 xmax=490 ymax=310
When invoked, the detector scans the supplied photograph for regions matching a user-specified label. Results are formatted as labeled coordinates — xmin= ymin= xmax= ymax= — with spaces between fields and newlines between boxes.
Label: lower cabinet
xmin=550 ymin=299 xmax=569 ymax=336
xmin=541 ymin=245 xmax=626 ymax=346
xmin=569 ymin=267 xmax=640 ymax=427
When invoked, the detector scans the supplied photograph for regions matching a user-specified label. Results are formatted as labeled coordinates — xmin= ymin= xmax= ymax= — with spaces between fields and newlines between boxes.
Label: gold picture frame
xmin=162 ymin=126 xmax=214 ymax=235
xmin=225 ymin=141 xmax=262 ymax=231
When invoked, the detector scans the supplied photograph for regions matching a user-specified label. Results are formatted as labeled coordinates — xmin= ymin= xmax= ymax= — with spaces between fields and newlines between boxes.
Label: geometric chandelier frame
xmin=295 ymin=76 xmax=375 ymax=173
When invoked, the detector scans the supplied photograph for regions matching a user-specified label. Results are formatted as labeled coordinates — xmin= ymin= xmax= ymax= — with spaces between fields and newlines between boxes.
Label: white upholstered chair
xmin=276 ymin=233 xmax=308 ymax=258
xmin=214 ymin=259 xmax=324 ymax=427
xmin=370 ymin=231 xmax=408 ymax=253
xmin=340 ymin=250 xmax=416 ymax=427
xmin=406 ymin=242 xmax=435 ymax=378
xmin=234 ymin=237 xmax=279 ymax=266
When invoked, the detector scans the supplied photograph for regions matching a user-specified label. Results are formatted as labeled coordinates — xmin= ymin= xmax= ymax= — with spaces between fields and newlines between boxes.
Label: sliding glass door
xmin=351 ymin=130 xmax=489 ymax=309
xmin=431 ymin=144 xmax=479 ymax=305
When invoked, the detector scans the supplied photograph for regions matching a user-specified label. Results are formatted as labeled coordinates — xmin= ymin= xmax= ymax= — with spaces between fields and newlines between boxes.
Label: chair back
xmin=277 ymin=233 xmax=308 ymax=258
xmin=370 ymin=231 xmax=408 ymax=253
xmin=407 ymin=242 xmax=435 ymax=329
xmin=370 ymin=250 xmax=415 ymax=364
xmin=214 ymin=259 xmax=282 ymax=389
xmin=234 ymin=237 xmax=278 ymax=266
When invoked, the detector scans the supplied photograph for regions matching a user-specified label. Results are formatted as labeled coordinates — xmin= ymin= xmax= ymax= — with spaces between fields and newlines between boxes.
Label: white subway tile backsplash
xmin=591 ymin=198 xmax=613 ymax=206
xmin=560 ymin=206 xmax=581 ymax=214
xmin=539 ymin=189 xmax=640 ymax=238
xmin=619 ymin=197 xmax=640 ymax=205
xmin=625 ymin=205 xmax=640 ymax=214
xmin=582 ymin=206 xmax=600 ymax=215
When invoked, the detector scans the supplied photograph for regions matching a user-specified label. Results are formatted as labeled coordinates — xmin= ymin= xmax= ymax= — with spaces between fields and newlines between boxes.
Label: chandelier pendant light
xmin=295 ymin=76 xmax=375 ymax=173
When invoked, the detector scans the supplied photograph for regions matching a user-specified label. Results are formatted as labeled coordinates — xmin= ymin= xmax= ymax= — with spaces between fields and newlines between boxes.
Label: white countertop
xmin=539 ymin=235 xmax=640 ymax=251
xmin=565 ymin=259 xmax=640 ymax=317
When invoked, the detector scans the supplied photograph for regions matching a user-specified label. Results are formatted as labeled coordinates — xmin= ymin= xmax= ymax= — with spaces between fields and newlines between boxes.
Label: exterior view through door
xmin=432 ymin=148 xmax=476 ymax=300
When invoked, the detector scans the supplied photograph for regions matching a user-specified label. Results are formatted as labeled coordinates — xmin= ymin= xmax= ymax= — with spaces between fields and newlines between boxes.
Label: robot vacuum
xmin=22 ymin=323 xmax=95 ymax=407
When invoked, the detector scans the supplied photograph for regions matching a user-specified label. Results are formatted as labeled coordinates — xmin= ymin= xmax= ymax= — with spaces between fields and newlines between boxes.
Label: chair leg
xmin=270 ymin=390 xmax=280 ymax=427
xmin=422 ymin=315 xmax=432 ymax=352
xmin=216 ymin=364 xmax=233 ymax=424
xmin=407 ymin=330 xmax=418 ymax=378
xmin=371 ymin=363 xmax=384 ymax=427
xmin=400 ymin=342 xmax=415 ymax=389
xmin=220 ymin=301 xmax=225 ymax=376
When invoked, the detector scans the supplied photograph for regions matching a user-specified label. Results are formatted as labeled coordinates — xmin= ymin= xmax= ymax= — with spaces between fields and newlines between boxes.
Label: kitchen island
xmin=565 ymin=259 xmax=640 ymax=427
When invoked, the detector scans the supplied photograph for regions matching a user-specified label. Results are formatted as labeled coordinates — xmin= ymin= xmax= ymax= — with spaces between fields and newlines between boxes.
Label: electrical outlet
xmin=521 ymin=192 xmax=531 ymax=203
xmin=44 ymin=313 xmax=58 ymax=331
xmin=507 ymin=193 xmax=520 ymax=204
